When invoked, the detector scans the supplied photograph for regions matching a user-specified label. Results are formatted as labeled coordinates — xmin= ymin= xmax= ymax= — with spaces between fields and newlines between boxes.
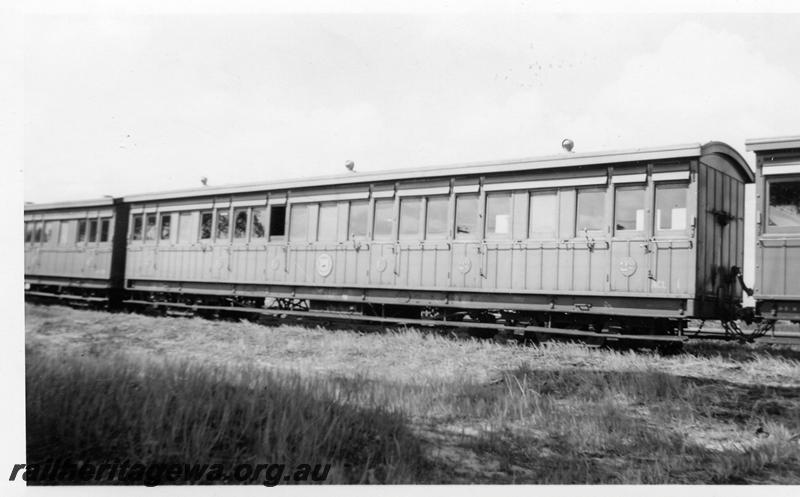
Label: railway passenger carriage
xmin=24 ymin=198 xmax=129 ymax=304
xmin=746 ymin=135 xmax=800 ymax=321
xmin=121 ymin=141 xmax=752 ymax=333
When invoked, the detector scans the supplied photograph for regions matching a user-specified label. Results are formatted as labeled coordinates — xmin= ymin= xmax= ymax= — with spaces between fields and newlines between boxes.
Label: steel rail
xmin=121 ymin=298 xmax=686 ymax=344
xmin=30 ymin=292 xmax=800 ymax=346
xmin=26 ymin=291 xmax=109 ymax=303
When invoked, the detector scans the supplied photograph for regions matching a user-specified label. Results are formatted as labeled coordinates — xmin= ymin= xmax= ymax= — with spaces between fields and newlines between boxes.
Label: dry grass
xmin=26 ymin=348 xmax=426 ymax=484
xmin=25 ymin=304 xmax=800 ymax=484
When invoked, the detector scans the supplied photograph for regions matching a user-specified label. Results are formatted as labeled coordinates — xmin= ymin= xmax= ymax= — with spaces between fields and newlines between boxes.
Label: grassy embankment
xmin=25 ymin=304 xmax=800 ymax=483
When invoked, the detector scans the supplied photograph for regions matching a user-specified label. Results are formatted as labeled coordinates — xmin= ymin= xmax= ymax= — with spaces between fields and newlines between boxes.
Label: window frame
xmin=131 ymin=214 xmax=144 ymax=242
xmin=25 ymin=221 xmax=33 ymax=244
xmin=653 ymin=181 xmax=691 ymax=236
xmin=159 ymin=213 xmax=173 ymax=243
xmin=613 ymin=184 xmax=647 ymax=238
xmin=88 ymin=217 xmax=99 ymax=243
xmin=199 ymin=211 xmax=214 ymax=242
xmin=251 ymin=207 xmax=267 ymax=241
xmin=289 ymin=203 xmax=310 ymax=242
xmin=214 ymin=207 xmax=230 ymax=243
xmin=764 ymin=175 xmax=800 ymax=235
xmin=484 ymin=192 xmax=513 ymax=240
xmin=528 ymin=189 xmax=559 ymax=240
xmin=424 ymin=196 xmax=450 ymax=241
xmin=268 ymin=204 xmax=287 ymax=241
xmin=40 ymin=220 xmax=57 ymax=246
xmin=399 ymin=197 xmax=423 ymax=241
xmin=575 ymin=187 xmax=607 ymax=237
xmin=347 ymin=200 xmax=369 ymax=241
xmin=59 ymin=220 xmax=73 ymax=246
xmin=99 ymin=218 xmax=111 ymax=243
xmin=176 ymin=212 xmax=195 ymax=245
xmin=317 ymin=202 xmax=339 ymax=242
xmin=144 ymin=213 xmax=157 ymax=242
xmin=454 ymin=193 xmax=480 ymax=241
xmin=76 ymin=219 xmax=87 ymax=244
xmin=34 ymin=221 xmax=44 ymax=244
xmin=372 ymin=198 xmax=395 ymax=242
xmin=232 ymin=208 xmax=249 ymax=242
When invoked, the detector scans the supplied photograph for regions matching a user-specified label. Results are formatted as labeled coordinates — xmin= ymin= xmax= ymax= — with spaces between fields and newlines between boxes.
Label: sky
xmin=22 ymin=10 xmax=800 ymax=202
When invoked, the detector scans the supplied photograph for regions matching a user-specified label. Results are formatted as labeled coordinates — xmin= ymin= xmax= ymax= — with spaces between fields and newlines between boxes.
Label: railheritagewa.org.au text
xmin=9 ymin=460 xmax=331 ymax=486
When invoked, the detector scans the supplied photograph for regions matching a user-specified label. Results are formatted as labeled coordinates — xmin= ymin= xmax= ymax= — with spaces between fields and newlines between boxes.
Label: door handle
xmin=479 ymin=243 xmax=488 ymax=278
xmin=393 ymin=243 xmax=400 ymax=276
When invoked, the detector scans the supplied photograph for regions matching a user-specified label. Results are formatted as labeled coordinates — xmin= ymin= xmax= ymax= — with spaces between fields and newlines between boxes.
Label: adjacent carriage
xmin=118 ymin=141 xmax=752 ymax=335
xmin=24 ymin=198 xmax=129 ymax=304
xmin=746 ymin=135 xmax=800 ymax=322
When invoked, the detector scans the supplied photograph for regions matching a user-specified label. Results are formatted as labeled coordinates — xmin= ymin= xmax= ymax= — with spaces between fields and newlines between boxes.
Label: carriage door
xmin=481 ymin=191 xmax=515 ymax=289
xmin=609 ymin=175 xmax=651 ymax=293
xmin=649 ymin=173 xmax=693 ymax=295
xmin=396 ymin=196 xmax=425 ymax=287
xmin=449 ymin=189 xmax=482 ymax=290
xmin=212 ymin=205 xmax=232 ymax=281
xmin=369 ymin=196 xmax=397 ymax=287
xmin=758 ymin=172 xmax=800 ymax=302
xmin=140 ymin=212 xmax=159 ymax=277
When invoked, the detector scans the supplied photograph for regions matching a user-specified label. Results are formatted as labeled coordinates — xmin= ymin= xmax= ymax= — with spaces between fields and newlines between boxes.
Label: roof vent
xmin=345 ymin=160 xmax=355 ymax=172
xmin=561 ymin=138 xmax=574 ymax=153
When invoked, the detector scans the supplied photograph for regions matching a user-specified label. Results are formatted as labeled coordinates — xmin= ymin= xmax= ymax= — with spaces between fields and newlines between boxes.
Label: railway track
xmin=120 ymin=298 xmax=686 ymax=348
xmin=687 ymin=327 xmax=800 ymax=346
xmin=26 ymin=292 xmax=800 ymax=349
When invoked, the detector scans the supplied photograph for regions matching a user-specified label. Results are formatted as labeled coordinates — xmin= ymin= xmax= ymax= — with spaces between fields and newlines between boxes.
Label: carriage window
xmin=199 ymin=211 xmax=213 ymax=240
xmin=178 ymin=213 xmax=193 ymax=243
xmin=349 ymin=201 xmax=369 ymax=240
xmin=426 ymin=196 xmax=449 ymax=240
xmin=215 ymin=208 xmax=229 ymax=240
xmin=576 ymin=189 xmax=605 ymax=234
xmin=530 ymin=191 xmax=557 ymax=238
xmin=100 ymin=219 xmax=110 ymax=242
xmin=59 ymin=220 xmax=71 ymax=245
xmin=486 ymin=193 xmax=511 ymax=239
xmin=290 ymin=204 xmax=309 ymax=241
xmin=131 ymin=214 xmax=143 ymax=241
xmin=31 ymin=222 xmax=42 ymax=243
xmin=269 ymin=205 xmax=286 ymax=238
xmin=31 ymin=222 xmax=41 ymax=243
xmin=399 ymin=198 xmax=422 ymax=240
xmin=767 ymin=179 xmax=800 ymax=231
xmin=455 ymin=194 xmax=479 ymax=240
xmin=77 ymin=219 xmax=87 ymax=242
xmin=88 ymin=218 xmax=98 ymax=242
xmin=160 ymin=214 xmax=172 ymax=240
xmin=233 ymin=209 xmax=248 ymax=239
xmin=318 ymin=203 xmax=338 ymax=241
xmin=25 ymin=222 xmax=33 ymax=243
xmin=655 ymin=183 xmax=688 ymax=231
xmin=252 ymin=208 xmax=266 ymax=239
xmin=614 ymin=186 xmax=645 ymax=233
xmin=373 ymin=199 xmax=394 ymax=241
xmin=145 ymin=214 xmax=157 ymax=241
xmin=43 ymin=221 xmax=57 ymax=245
